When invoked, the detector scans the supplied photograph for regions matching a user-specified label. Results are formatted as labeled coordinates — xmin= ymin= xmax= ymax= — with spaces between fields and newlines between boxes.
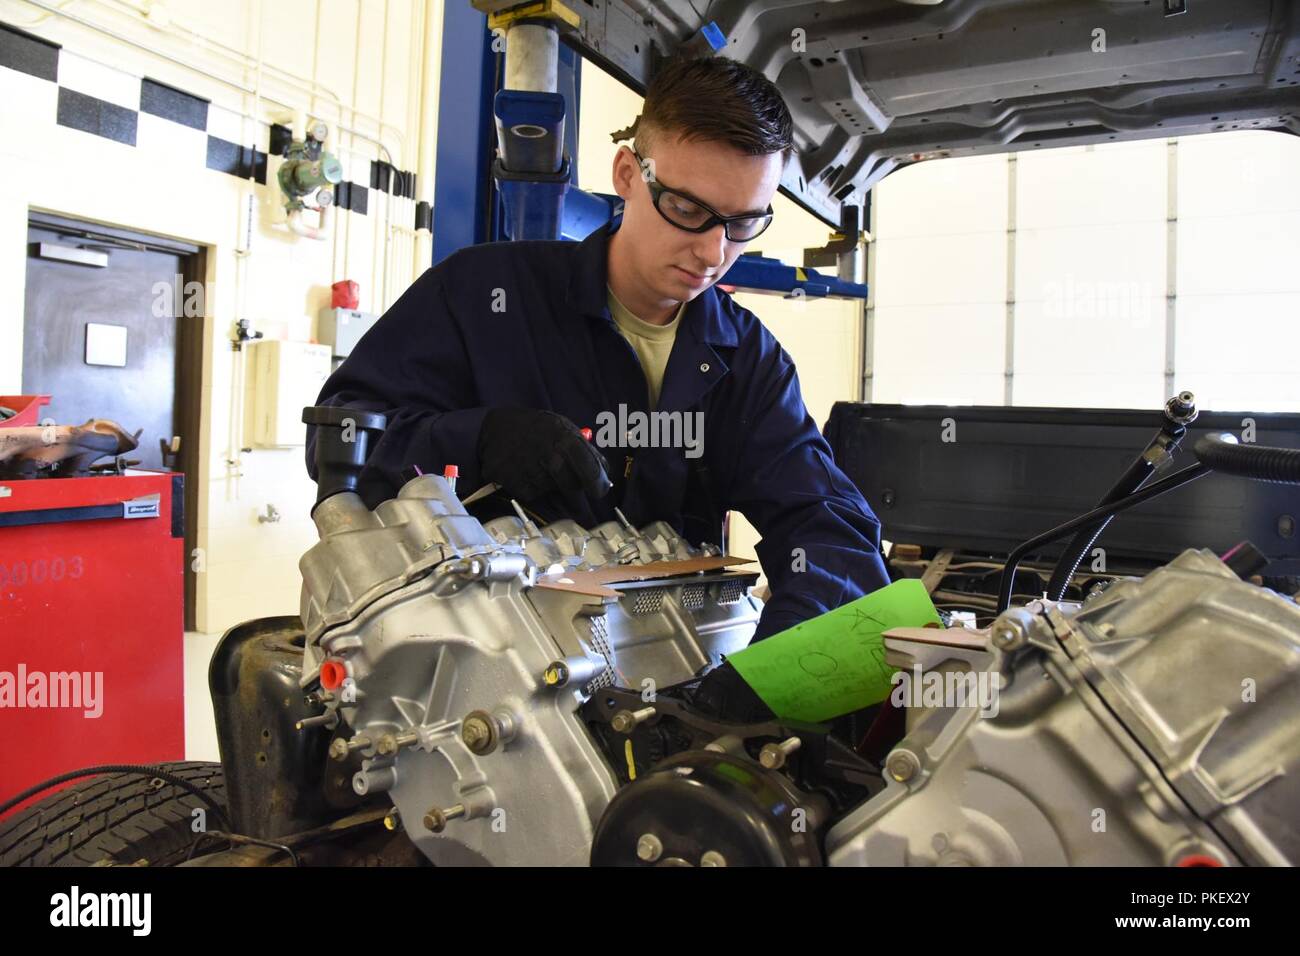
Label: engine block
xmin=827 ymin=549 xmax=1300 ymax=866
xmin=297 ymin=473 xmax=761 ymax=866
xmin=289 ymin=469 xmax=1299 ymax=867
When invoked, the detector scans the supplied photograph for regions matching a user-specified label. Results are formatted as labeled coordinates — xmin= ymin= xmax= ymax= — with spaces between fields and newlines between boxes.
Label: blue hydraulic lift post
xmin=558 ymin=40 xmax=580 ymax=191
xmin=432 ymin=3 xmax=496 ymax=265
xmin=491 ymin=33 xmax=587 ymax=242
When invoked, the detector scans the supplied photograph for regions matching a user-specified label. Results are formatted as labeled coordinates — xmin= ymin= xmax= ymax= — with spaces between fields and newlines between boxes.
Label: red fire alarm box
xmin=0 ymin=470 xmax=185 ymax=814
xmin=331 ymin=279 xmax=360 ymax=310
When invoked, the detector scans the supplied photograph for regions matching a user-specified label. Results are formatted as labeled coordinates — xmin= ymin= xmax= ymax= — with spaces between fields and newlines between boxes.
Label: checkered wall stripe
xmin=0 ymin=20 xmax=429 ymax=232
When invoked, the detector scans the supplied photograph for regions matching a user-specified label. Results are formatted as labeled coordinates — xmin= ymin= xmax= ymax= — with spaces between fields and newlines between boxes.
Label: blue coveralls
xmin=306 ymin=221 xmax=890 ymax=641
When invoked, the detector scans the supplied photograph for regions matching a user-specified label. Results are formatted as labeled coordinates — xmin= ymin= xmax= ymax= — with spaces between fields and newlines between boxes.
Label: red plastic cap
xmin=320 ymin=659 xmax=348 ymax=691
xmin=444 ymin=464 xmax=459 ymax=479
xmin=1176 ymin=854 xmax=1223 ymax=867
xmin=580 ymin=427 xmax=593 ymax=442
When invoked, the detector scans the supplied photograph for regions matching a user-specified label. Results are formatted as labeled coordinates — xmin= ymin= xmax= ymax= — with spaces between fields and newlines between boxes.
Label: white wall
xmin=575 ymin=63 xmax=865 ymax=578
xmin=1175 ymin=132 xmax=1300 ymax=411
xmin=870 ymin=131 xmax=1300 ymax=414
xmin=0 ymin=0 xmax=441 ymax=633
xmin=870 ymin=152 xmax=1008 ymax=405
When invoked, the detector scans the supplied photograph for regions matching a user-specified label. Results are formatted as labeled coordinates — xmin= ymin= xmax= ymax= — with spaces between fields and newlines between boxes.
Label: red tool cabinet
xmin=0 ymin=470 xmax=185 ymax=814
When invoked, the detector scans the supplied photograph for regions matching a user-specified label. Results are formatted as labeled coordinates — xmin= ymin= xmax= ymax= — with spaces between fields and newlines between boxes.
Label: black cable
xmin=996 ymin=462 xmax=1211 ymax=613
xmin=187 ymin=831 xmax=298 ymax=866
xmin=0 ymin=764 xmax=229 ymax=830
xmin=1045 ymin=455 xmax=1158 ymax=601
xmin=1046 ymin=396 xmax=1195 ymax=600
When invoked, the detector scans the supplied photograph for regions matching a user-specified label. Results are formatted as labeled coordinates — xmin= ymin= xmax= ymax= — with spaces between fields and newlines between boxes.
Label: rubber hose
xmin=1194 ymin=433 xmax=1300 ymax=484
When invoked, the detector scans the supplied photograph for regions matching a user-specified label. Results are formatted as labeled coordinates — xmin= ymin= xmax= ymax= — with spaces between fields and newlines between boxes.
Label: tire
xmin=0 ymin=761 xmax=226 ymax=867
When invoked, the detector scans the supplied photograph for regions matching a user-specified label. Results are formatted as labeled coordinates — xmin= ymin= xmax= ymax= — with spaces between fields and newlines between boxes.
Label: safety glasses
xmin=633 ymin=149 xmax=775 ymax=242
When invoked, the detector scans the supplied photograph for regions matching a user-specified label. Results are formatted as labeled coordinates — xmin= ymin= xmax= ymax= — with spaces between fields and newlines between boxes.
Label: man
xmin=306 ymin=56 xmax=889 ymax=712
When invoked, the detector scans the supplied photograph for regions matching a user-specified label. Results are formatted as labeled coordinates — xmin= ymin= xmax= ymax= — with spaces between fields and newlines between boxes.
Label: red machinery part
xmin=0 ymin=395 xmax=52 ymax=428
xmin=319 ymin=659 xmax=348 ymax=691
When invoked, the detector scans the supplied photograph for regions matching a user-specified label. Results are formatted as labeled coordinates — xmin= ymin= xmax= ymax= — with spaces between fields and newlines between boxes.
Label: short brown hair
xmin=634 ymin=56 xmax=794 ymax=161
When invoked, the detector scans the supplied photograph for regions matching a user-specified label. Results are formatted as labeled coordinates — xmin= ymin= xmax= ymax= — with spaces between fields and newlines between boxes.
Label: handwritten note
xmin=727 ymin=579 xmax=942 ymax=723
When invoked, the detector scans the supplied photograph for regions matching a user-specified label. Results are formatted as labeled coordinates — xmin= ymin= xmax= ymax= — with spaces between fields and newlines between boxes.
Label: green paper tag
xmin=727 ymin=579 xmax=942 ymax=723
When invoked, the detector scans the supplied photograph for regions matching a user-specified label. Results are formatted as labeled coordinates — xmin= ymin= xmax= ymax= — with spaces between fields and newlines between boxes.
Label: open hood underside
xmin=552 ymin=0 xmax=1300 ymax=226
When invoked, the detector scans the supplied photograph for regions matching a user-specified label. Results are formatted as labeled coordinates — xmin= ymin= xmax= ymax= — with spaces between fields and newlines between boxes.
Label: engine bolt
xmin=759 ymin=736 xmax=802 ymax=770
xmin=991 ymin=623 xmax=1024 ymax=649
xmin=887 ymin=749 xmax=921 ymax=783
xmin=636 ymin=833 xmax=663 ymax=862
xmin=376 ymin=732 xmax=419 ymax=755
xmin=700 ymin=850 xmax=728 ymax=867
xmin=543 ymin=662 xmax=569 ymax=687
xmin=296 ymin=711 xmax=336 ymax=731
xmin=457 ymin=702 xmax=506 ymax=754
xmin=329 ymin=734 xmax=371 ymax=761
xmin=612 ymin=706 xmax=656 ymax=734
xmin=383 ymin=808 xmax=401 ymax=831
xmin=423 ymin=803 xmax=466 ymax=833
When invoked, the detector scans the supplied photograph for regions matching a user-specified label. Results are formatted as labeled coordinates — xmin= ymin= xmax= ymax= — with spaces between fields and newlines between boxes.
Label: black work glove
xmin=685 ymin=661 xmax=775 ymax=724
xmin=477 ymin=406 xmax=613 ymax=508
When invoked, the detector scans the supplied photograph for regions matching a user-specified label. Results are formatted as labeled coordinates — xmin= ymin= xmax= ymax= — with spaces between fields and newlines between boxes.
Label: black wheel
xmin=0 ymin=761 xmax=226 ymax=867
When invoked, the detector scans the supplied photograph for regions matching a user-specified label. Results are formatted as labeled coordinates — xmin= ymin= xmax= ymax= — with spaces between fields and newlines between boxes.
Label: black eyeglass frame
xmin=631 ymin=148 xmax=775 ymax=242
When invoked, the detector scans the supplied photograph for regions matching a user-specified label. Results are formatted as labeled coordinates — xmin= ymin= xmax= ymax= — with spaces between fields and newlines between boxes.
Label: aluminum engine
xmin=298 ymin=471 xmax=762 ymax=866
xmin=828 ymin=549 xmax=1300 ymax=866
xmin=294 ymin=405 xmax=1298 ymax=867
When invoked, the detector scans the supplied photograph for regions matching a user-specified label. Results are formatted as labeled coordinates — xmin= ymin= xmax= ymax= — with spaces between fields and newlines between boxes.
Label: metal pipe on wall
xmin=227 ymin=190 xmax=257 ymax=494
xmin=414 ymin=0 xmax=441 ymax=275
xmin=20 ymin=0 xmax=431 ymax=342
xmin=20 ymin=0 xmax=399 ymax=165
xmin=377 ymin=0 xmax=392 ymax=309
xmin=93 ymin=0 xmax=408 ymax=158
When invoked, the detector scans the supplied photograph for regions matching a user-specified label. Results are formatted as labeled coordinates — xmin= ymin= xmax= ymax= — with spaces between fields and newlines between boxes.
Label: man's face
xmin=611 ymin=134 xmax=785 ymax=307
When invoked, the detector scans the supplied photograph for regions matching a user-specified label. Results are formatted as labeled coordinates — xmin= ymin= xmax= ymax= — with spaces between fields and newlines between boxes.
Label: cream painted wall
xmin=575 ymin=63 xmax=865 ymax=581
xmin=0 ymin=0 xmax=441 ymax=633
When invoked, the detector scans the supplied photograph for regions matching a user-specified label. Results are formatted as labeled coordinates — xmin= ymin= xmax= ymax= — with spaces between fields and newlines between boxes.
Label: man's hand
xmin=685 ymin=661 xmax=774 ymax=723
xmin=477 ymin=406 xmax=613 ymax=508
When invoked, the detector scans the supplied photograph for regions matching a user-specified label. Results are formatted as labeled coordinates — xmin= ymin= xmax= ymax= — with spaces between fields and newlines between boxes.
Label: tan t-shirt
xmin=606 ymin=286 xmax=685 ymax=410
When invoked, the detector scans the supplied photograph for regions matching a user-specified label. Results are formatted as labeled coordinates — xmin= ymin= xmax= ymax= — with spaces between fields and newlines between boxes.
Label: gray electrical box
xmin=318 ymin=307 xmax=378 ymax=359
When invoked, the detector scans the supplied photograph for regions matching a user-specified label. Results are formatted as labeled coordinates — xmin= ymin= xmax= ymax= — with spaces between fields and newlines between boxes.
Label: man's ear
xmin=611 ymin=145 xmax=636 ymax=201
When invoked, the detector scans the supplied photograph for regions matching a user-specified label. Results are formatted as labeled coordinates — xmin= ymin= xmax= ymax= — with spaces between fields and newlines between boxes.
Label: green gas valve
xmin=278 ymin=122 xmax=343 ymax=211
